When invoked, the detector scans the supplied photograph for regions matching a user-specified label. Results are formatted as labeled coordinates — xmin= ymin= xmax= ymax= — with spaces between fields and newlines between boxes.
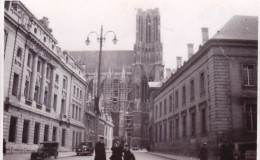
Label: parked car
xmin=133 ymin=145 xmax=139 ymax=150
xmin=31 ymin=141 xmax=59 ymax=160
xmin=76 ymin=141 xmax=94 ymax=156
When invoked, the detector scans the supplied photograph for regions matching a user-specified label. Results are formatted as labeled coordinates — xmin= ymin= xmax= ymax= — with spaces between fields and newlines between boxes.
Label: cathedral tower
xmin=134 ymin=8 xmax=164 ymax=82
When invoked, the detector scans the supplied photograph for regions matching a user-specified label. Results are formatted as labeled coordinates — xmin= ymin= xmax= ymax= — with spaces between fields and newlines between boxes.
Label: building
xmin=150 ymin=15 xmax=257 ymax=158
xmin=70 ymin=8 xmax=164 ymax=148
xmin=3 ymin=1 xmax=113 ymax=152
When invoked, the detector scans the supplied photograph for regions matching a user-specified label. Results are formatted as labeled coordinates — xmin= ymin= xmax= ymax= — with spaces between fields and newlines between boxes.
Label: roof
xmin=213 ymin=15 xmax=258 ymax=41
xmin=70 ymin=50 xmax=135 ymax=73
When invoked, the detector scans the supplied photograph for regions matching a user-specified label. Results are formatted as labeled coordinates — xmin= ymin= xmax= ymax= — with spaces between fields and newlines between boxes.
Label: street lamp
xmin=86 ymin=25 xmax=117 ymax=144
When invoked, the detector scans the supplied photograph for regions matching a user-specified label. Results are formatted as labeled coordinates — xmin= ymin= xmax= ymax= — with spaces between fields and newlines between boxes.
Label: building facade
xmin=70 ymin=8 xmax=164 ymax=148
xmin=3 ymin=1 xmax=113 ymax=152
xmin=150 ymin=16 xmax=257 ymax=158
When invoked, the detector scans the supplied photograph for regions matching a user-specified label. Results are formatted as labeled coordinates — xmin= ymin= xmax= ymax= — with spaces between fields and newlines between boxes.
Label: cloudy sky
xmin=19 ymin=0 xmax=258 ymax=69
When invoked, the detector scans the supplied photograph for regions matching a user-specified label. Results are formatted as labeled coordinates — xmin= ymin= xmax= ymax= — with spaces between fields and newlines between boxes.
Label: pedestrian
xmin=220 ymin=143 xmax=227 ymax=160
xmin=199 ymin=143 xmax=208 ymax=160
xmin=94 ymin=139 xmax=106 ymax=160
xmin=123 ymin=144 xmax=135 ymax=160
xmin=110 ymin=140 xmax=123 ymax=160
xmin=3 ymin=139 xmax=6 ymax=156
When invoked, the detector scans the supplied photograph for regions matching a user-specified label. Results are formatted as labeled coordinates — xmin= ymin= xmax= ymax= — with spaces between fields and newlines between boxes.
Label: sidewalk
xmin=3 ymin=151 xmax=76 ymax=160
xmin=150 ymin=152 xmax=199 ymax=160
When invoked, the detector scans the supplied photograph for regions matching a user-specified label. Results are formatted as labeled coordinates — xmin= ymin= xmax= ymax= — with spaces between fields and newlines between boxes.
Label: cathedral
xmin=70 ymin=8 xmax=164 ymax=147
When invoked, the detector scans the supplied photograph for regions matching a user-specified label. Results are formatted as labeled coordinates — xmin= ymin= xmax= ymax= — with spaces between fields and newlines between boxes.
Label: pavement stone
xmin=150 ymin=152 xmax=200 ymax=160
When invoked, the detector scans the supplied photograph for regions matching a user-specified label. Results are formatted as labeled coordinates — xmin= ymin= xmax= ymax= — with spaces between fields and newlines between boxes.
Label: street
xmin=59 ymin=152 xmax=171 ymax=160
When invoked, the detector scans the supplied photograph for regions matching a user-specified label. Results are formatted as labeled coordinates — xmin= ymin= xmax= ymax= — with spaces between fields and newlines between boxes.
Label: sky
xmin=19 ymin=0 xmax=258 ymax=70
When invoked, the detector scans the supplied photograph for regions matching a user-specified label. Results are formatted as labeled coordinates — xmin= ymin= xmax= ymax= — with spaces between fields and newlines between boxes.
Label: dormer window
xmin=34 ymin=28 xmax=37 ymax=34
xmin=52 ymin=45 xmax=54 ymax=49
xmin=44 ymin=37 xmax=46 ymax=42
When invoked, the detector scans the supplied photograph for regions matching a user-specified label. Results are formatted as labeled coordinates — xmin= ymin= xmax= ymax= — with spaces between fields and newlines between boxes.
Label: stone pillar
xmin=20 ymin=47 xmax=29 ymax=102
xmin=48 ymin=68 xmax=55 ymax=110
xmin=29 ymin=54 xmax=38 ymax=101
xmin=40 ymin=61 xmax=47 ymax=105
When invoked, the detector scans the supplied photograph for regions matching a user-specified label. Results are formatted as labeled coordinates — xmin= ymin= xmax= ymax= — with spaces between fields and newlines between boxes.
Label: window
xmin=164 ymin=122 xmax=167 ymax=141
xmin=155 ymin=105 xmax=158 ymax=119
xmin=175 ymin=90 xmax=178 ymax=108
xmin=169 ymin=95 xmax=172 ymax=112
xmin=34 ymin=86 xmax=40 ymax=102
xmin=44 ymin=90 xmax=48 ymax=106
xmin=12 ymin=73 xmax=19 ymax=96
xmin=159 ymin=125 xmax=162 ymax=142
xmin=201 ymin=108 xmax=207 ymax=134
xmin=27 ymin=53 xmax=31 ymax=67
xmin=79 ymin=108 xmax=81 ymax=121
xmin=80 ymin=90 xmax=82 ymax=99
xmin=72 ymin=131 xmax=75 ymax=147
xmin=44 ymin=125 xmax=49 ymax=141
xmin=37 ymin=60 xmax=41 ymax=73
xmin=77 ymin=88 xmax=79 ymax=97
xmin=24 ymin=80 xmax=30 ymax=99
xmin=62 ymin=129 xmax=66 ymax=146
xmin=190 ymin=80 xmax=195 ymax=100
xmin=242 ymin=65 xmax=257 ymax=86
xmin=53 ymin=94 xmax=57 ymax=111
xmin=55 ymin=75 xmax=59 ymax=83
xmin=76 ymin=106 xmax=78 ymax=120
xmin=66 ymin=57 xmax=68 ymax=64
xmin=175 ymin=118 xmax=179 ymax=139
xmin=16 ymin=48 xmax=22 ymax=60
xmin=63 ymin=76 xmax=67 ymax=90
xmin=46 ymin=66 xmax=51 ymax=79
xmin=4 ymin=29 xmax=8 ymax=54
xmin=182 ymin=115 xmax=186 ymax=138
xmin=200 ymin=72 xmax=205 ymax=93
xmin=164 ymin=99 xmax=167 ymax=115
xmin=245 ymin=104 xmax=257 ymax=131
xmin=4 ymin=1 xmax=10 ymax=10
xmin=22 ymin=120 xmax=30 ymax=143
xmin=190 ymin=111 xmax=196 ymax=137
xmin=34 ymin=122 xmax=40 ymax=144
xmin=61 ymin=99 xmax=66 ymax=115
xmin=182 ymin=86 xmax=186 ymax=105
xmin=73 ymin=86 xmax=76 ymax=96
xmin=8 ymin=116 xmax=17 ymax=142
xmin=159 ymin=102 xmax=162 ymax=117
xmin=72 ymin=105 xmax=75 ymax=119
xmin=52 ymin=127 xmax=57 ymax=141
xmin=169 ymin=121 xmax=173 ymax=139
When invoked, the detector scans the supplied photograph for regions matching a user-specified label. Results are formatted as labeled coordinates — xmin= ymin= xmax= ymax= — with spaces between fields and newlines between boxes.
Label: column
xmin=48 ymin=68 xmax=55 ymax=110
xmin=29 ymin=54 xmax=38 ymax=101
xmin=20 ymin=47 xmax=29 ymax=102
xmin=39 ymin=61 xmax=47 ymax=105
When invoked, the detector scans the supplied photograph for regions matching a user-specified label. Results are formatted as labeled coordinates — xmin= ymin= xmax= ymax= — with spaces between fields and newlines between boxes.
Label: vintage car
xmin=31 ymin=141 xmax=59 ymax=160
xmin=76 ymin=141 xmax=94 ymax=156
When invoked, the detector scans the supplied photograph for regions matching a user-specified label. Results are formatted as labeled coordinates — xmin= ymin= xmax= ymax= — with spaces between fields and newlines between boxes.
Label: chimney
xmin=187 ymin=43 xmax=194 ymax=59
xmin=201 ymin=27 xmax=209 ymax=45
xmin=176 ymin=57 xmax=182 ymax=69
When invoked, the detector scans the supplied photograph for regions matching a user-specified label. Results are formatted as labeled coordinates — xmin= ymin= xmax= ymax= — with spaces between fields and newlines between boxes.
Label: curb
xmin=149 ymin=152 xmax=178 ymax=160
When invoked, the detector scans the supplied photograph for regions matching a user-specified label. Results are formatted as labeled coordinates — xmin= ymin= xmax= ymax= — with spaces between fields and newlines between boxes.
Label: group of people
xmin=94 ymin=139 xmax=135 ymax=160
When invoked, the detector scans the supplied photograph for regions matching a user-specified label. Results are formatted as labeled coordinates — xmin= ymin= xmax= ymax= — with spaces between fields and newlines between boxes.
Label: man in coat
xmin=123 ymin=145 xmax=135 ymax=160
xmin=110 ymin=140 xmax=124 ymax=160
xmin=95 ymin=139 xmax=106 ymax=160
xmin=199 ymin=143 xmax=208 ymax=160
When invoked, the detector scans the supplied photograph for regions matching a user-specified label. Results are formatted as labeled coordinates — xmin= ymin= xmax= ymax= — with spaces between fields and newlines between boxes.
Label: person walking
xmin=3 ymin=139 xmax=6 ymax=156
xmin=110 ymin=140 xmax=123 ymax=160
xmin=123 ymin=145 xmax=135 ymax=160
xmin=94 ymin=139 xmax=106 ymax=160
xmin=199 ymin=143 xmax=208 ymax=160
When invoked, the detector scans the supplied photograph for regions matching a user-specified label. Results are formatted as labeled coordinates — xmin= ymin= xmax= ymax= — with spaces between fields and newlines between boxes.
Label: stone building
xmin=70 ymin=8 xmax=164 ymax=148
xmin=150 ymin=16 xmax=257 ymax=158
xmin=3 ymin=1 xmax=113 ymax=152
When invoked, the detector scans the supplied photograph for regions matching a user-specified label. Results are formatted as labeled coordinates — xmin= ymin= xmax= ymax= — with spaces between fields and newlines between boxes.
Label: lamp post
xmin=86 ymin=26 xmax=118 ymax=144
